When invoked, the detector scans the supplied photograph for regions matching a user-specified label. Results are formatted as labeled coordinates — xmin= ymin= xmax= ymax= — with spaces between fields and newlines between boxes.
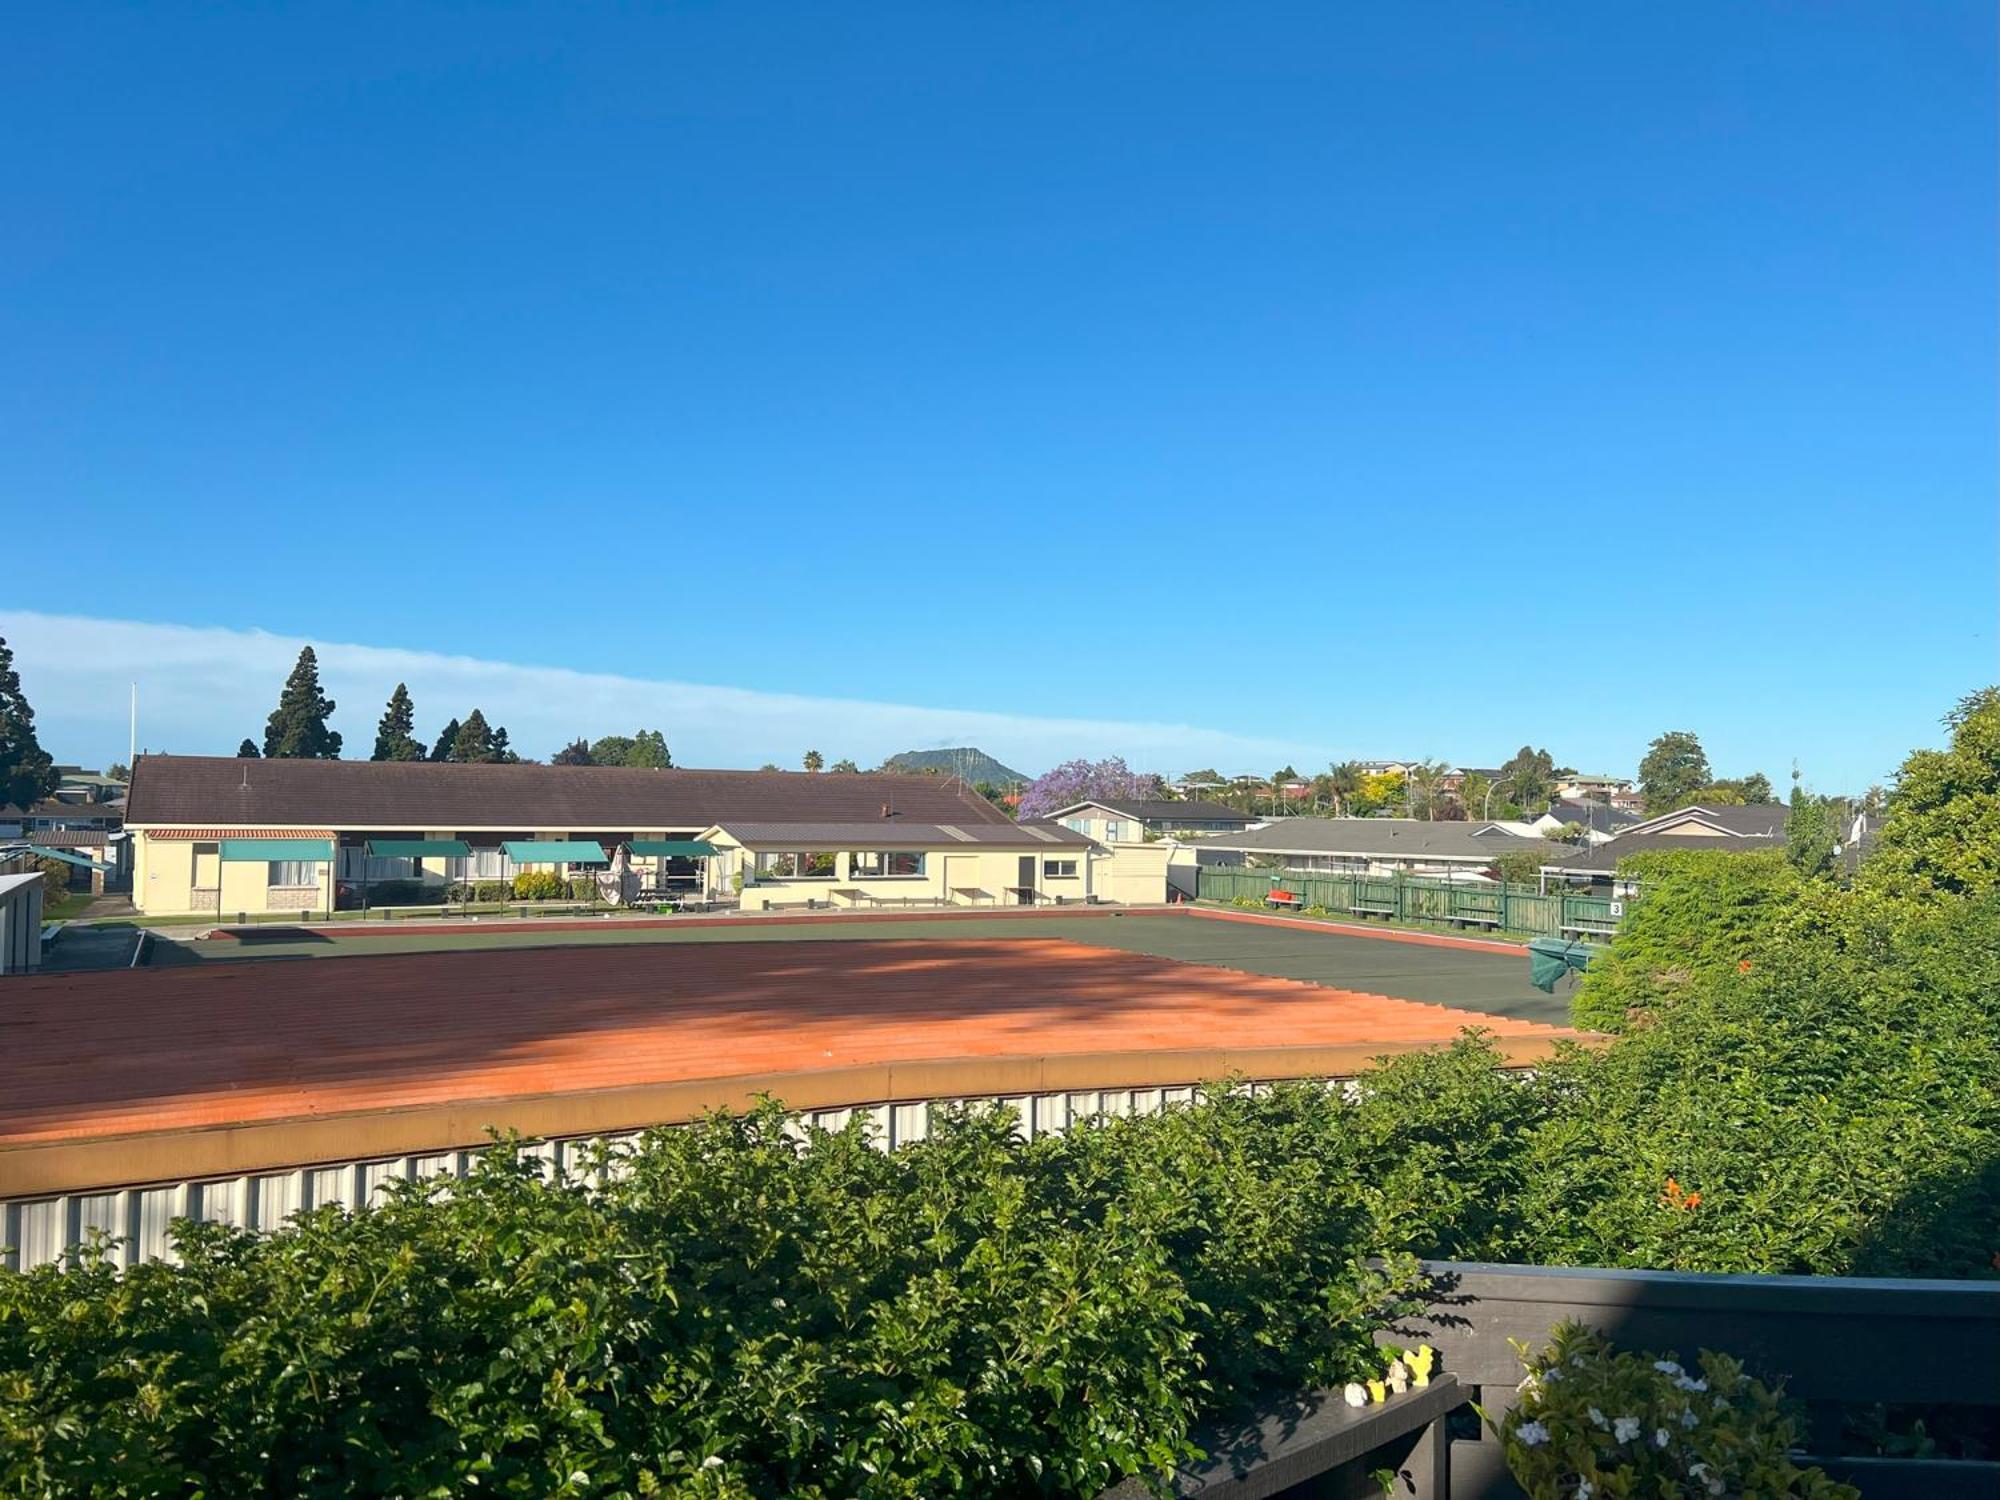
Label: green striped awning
xmin=628 ymin=839 xmax=717 ymax=858
xmin=219 ymin=838 xmax=334 ymax=862
xmin=365 ymin=839 xmax=470 ymax=858
xmin=25 ymin=845 xmax=115 ymax=873
xmin=501 ymin=840 xmax=608 ymax=864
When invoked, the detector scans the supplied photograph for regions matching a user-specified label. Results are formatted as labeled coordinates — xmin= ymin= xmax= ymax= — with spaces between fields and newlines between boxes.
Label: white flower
xmin=1680 ymin=1407 xmax=1700 ymax=1429
xmin=1675 ymin=1374 xmax=1709 ymax=1394
xmin=1587 ymin=1406 xmax=1608 ymax=1429
xmin=1515 ymin=1420 xmax=1551 ymax=1447
xmin=701 ymin=1456 xmax=723 ymax=1470
xmin=1574 ymin=1483 xmax=1594 ymax=1499
xmin=1570 ymin=1354 xmax=1587 ymax=1368
xmin=1712 ymin=1396 xmax=1730 ymax=1412
xmin=1653 ymin=1359 xmax=1684 ymax=1376
xmin=1654 ymin=1427 xmax=1671 ymax=1448
xmin=1517 ymin=1373 xmax=1542 ymax=1396
xmin=1689 ymin=1463 xmax=1709 ymax=1483
xmin=1613 ymin=1416 xmax=1643 ymax=1443
xmin=1343 ymin=1383 xmax=1368 ymax=1408
xmin=1706 ymin=1481 xmax=1725 ymax=1497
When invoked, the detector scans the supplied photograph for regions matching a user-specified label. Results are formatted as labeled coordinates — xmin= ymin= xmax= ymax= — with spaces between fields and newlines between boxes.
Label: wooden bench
xmin=1265 ymin=890 xmax=1303 ymax=911
xmin=950 ymin=886 xmax=995 ymax=907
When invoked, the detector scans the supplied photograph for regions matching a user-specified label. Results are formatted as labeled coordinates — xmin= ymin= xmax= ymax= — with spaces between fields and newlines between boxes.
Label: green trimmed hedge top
xmin=0 ymin=1093 xmax=1422 ymax=1499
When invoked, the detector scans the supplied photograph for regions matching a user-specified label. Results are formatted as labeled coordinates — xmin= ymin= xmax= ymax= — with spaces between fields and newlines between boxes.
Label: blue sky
xmin=3 ymin=3 xmax=1993 ymax=789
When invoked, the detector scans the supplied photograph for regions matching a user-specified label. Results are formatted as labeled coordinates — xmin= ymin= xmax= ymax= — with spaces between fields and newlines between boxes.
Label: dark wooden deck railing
xmin=1102 ymin=1261 xmax=2000 ymax=1499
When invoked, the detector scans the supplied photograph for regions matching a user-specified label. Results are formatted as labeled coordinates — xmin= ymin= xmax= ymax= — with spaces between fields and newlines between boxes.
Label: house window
xmin=758 ymin=851 xmax=838 ymax=879
xmin=1043 ymin=859 xmax=1078 ymax=878
xmin=852 ymin=851 xmax=924 ymax=878
xmin=267 ymin=860 xmax=319 ymax=887
xmin=192 ymin=842 xmax=219 ymax=887
xmin=1104 ymin=820 xmax=1125 ymax=841
xmin=448 ymin=848 xmax=510 ymax=881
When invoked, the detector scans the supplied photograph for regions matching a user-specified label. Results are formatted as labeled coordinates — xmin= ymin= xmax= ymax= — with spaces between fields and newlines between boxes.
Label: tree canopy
xmin=1636 ymin=730 xmax=1709 ymax=812
xmin=0 ymin=637 xmax=58 ymax=811
xmin=1865 ymin=685 xmax=2000 ymax=899
xmin=442 ymin=710 xmax=519 ymax=764
xmin=1016 ymin=757 xmax=1164 ymax=820
xmin=802 ymin=749 xmax=824 ymax=773
xmin=428 ymin=718 xmax=460 ymax=763
xmin=261 ymin=647 xmax=342 ymax=760
xmin=551 ymin=737 xmax=593 ymax=766
xmin=370 ymin=684 xmax=424 ymax=762
xmin=1496 ymin=745 xmax=1556 ymax=814
xmin=584 ymin=730 xmax=672 ymax=770
xmin=236 ymin=738 xmax=259 ymax=758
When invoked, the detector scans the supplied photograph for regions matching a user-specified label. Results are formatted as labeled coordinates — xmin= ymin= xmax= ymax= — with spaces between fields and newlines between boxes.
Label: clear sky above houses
xmin=2 ymin=4 xmax=1992 ymax=789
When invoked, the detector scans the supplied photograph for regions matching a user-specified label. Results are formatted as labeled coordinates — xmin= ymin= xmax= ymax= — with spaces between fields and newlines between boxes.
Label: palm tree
xmin=1406 ymin=759 xmax=1448 ymax=820
xmin=1325 ymin=761 xmax=1362 ymax=818
xmin=802 ymin=749 xmax=824 ymax=773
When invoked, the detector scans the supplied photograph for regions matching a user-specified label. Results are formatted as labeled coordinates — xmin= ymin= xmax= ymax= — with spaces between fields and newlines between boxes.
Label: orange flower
xmin=1738 ymin=959 xmax=1753 ymax=972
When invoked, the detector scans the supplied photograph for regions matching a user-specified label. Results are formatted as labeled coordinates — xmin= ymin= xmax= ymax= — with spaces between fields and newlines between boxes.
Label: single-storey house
xmin=1540 ymin=804 xmax=1790 ymax=892
xmin=122 ymin=754 xmax=1057 ymax=917
xmin=706 ymin=818 xmax=1168 ymax=910
xmin=1047 ymin=797 xmax=1255 ymax=843
xmin=1193 ymin=817 xmax=1563 ymax=880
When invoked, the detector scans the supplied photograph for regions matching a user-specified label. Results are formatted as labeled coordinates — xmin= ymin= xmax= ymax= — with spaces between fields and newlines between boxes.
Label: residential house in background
xmin=1553 ymin=772 xmax=1634 ymax=801
xmin=1194 ymin=817 xmax=1562 ymax=880
xmin=1540 ymin=803 xmax=1789 ymax=891
xmin=1049 ymin=797 xmax=1255 ymax=843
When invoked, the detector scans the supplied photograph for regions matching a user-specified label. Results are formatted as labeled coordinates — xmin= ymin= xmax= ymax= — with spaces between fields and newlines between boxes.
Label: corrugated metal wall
xmin=3 ymin=1084 xmax=1223 ymax=1274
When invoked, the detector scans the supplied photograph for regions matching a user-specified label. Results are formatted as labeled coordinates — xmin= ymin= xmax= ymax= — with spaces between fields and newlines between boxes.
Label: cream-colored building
xmin=122 ymin=755 xmax=1173 ymax=917
xmin=708 ymin=820 xmax=1172 ymax=910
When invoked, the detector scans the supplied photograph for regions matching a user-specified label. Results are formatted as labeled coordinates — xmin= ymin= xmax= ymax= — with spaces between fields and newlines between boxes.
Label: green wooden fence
xmin=1195 ymin=866 xmax=1625 ymax=940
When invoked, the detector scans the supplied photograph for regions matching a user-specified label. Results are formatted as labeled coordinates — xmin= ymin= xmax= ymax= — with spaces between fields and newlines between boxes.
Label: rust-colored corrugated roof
xmin=124 ymin=757 xmax=1014 ymax=831
xmin=143 ymin=827 xmax=336 ymax=841
xmin=0 ymin=939 xmax=1569 ymax=1150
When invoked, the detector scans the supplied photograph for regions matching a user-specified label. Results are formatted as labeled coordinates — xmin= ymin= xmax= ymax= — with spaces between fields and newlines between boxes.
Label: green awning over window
xmin=220 ymin=838 xmax=334 ymax=863
xmin=26 ymin=846 xmax=115 ymax=873
xmin=628 ymin=839 xmax=717 ymax=858
xmin=501 ymin=840 xmax=608 ymax=864
xmin=365 ymin=839 xmax=470 ymax=859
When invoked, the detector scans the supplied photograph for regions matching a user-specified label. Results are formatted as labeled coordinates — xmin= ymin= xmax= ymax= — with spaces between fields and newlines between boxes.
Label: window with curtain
xmin=267 ymin=860 xmax=319 ymax=887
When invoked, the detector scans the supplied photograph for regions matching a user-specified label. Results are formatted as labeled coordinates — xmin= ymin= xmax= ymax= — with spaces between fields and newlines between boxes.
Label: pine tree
xmin=552 ymin=738 xmax=594 ymax=766
xmin=430 ymin=718 xmax=461 ymax=763
xmin=0 ymin=637 xmax=59 ymax=810
xmin=237 ymin=739 xmax=260 ymax=758
xmin=489 ymin=726 xmax=520 ymax=764
xmin=371 ymin=683 xmax=424 ymax=762
xmin=262 ymin=647 xmax=343 ymax=759
xmin=450 ymin=710 xmax=497 ymax=764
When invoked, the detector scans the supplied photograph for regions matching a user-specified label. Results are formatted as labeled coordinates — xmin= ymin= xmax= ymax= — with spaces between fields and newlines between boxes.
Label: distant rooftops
xmin=1200 ymin=817 xmax=1559 ymax=862
xmin=1050 ymin=797 xmax=1252 ymax=825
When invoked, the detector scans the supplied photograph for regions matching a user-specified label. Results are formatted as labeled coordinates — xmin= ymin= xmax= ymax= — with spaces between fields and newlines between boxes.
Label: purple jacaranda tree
xmin=1017 ymin=756 xmax=1166 ymax=821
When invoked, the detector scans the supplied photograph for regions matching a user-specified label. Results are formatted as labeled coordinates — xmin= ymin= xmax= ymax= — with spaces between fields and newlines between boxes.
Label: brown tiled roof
xmin=125 ymin=756 xmax=1014 ymax=832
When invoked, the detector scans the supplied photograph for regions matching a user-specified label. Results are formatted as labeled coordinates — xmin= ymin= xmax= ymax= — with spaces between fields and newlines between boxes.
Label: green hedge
xmin=0 ymin=1095 xmax=1421 ymax=1498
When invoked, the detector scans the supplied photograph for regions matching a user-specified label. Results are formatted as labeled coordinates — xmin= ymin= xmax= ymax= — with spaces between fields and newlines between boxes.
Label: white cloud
xmin=0 ymin=610 xmax=1325 ymax=777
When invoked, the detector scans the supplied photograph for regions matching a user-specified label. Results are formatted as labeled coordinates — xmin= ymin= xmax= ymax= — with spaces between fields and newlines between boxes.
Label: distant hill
xmin=880 ymin=747 xmax=1030 ymax=787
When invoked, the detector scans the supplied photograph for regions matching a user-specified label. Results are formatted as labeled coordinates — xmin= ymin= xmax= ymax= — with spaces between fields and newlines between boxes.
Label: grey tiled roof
xmin=1542 ymin=831 xmax=1784 ymax=873
xmin=1201 ymin=818 xmax=1561 ymax=861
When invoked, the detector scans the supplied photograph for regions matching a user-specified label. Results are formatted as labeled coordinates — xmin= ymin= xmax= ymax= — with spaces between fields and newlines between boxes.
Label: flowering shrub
xmin=509 ymin=869 xmax=564 ymax=899
xmin=1494 ymin=1324 xmax=1856 ymax=1499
